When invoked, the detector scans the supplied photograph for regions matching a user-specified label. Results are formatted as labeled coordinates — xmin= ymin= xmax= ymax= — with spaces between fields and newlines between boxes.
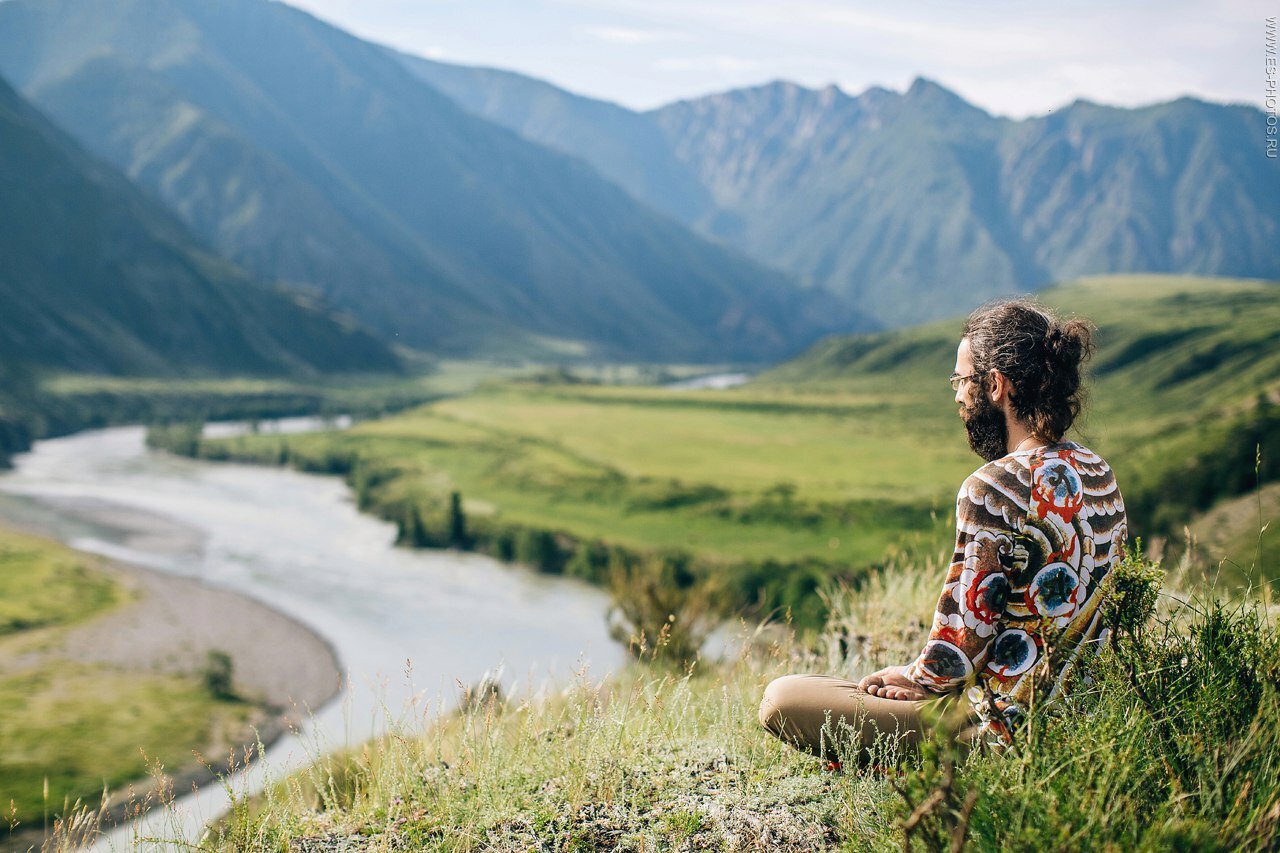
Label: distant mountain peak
xmin=737 ymin=79 xmax=815 ymax=100
xmin=858 ymin=83 xmax=894 ymax=99
xmin=697 ymin=78 xmax=858 ymax=115
xmin=816 ymin=82 xmax=849 ymax=106
xmin=905 ymin=75 xmax=956 ymax=97
xmin=903 ymin=76 xmax=989 ymax=117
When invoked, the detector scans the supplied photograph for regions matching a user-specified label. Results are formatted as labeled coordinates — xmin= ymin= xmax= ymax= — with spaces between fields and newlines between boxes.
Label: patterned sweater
xmin=903 ymin=441 xmax=1128 ymax=739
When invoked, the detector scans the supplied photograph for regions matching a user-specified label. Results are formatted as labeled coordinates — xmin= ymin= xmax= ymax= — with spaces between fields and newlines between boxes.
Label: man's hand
xmin=857 ymin=665 xmax=931 ymax=701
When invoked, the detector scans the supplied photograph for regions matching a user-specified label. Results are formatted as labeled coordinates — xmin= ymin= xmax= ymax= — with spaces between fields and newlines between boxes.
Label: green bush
xmin=201 ymin=650 xmax=237 ymax=701
xmin=623 ymin=477 xmax=728 ymax=512
xmin=145 ymin=421 xmax=203 ymax=456
xmin=563 ymin=538 xmax=614 ymax=583
xmin=1099 ymin=539 xmax=1165 ymax=638
xmin=448 ymin=491 xmax=468 ymax=548
xmin=514 ymin=528 xmax=565 ymax=574
xmin=606 ymin=550 xmax=714 ymax=668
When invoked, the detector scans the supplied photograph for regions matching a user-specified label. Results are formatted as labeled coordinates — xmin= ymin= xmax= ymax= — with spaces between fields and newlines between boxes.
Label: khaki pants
xmin=758 ymin=674 xmax=977 ymax=765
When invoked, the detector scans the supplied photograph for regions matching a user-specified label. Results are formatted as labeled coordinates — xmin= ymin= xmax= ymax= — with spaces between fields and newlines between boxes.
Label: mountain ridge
xmin=396 ymin=58 xmax=1280 ymax=328
xmin=0 ymin=0 xmax=864 ymax=364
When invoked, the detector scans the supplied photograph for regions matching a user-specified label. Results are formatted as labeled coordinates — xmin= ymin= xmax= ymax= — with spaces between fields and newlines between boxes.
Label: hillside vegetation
xmin=167 ymin=549 xmax=1280 ymax=852
xmin=0 ymin=75 xmax=400 ymax=378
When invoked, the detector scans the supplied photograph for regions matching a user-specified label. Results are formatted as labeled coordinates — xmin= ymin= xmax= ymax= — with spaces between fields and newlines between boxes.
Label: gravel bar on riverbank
xmin=0 ymin=516 xmax=343 ymax=850
xmin=51 ymin=558 xmax=342 ymax=716
xmin=1 ymin=507 xmax=343 ymax=721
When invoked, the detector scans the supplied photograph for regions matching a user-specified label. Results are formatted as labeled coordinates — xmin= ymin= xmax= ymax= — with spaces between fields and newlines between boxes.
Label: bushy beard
xmin=961 ymin=392 xmax=1009 ymax=462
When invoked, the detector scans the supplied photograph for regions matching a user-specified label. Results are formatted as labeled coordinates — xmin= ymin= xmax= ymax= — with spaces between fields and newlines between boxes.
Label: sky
xmin=282 ymin=0 xmax=1275 ymax=117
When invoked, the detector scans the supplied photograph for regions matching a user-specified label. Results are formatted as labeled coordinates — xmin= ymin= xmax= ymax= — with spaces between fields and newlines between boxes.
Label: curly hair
xmin=963 ymin=298 xmax=1096 ymax=442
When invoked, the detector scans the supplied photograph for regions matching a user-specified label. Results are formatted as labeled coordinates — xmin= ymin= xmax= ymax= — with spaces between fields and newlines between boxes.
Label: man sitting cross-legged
xmin=758 ymin=298 xmax=1129 ymax=767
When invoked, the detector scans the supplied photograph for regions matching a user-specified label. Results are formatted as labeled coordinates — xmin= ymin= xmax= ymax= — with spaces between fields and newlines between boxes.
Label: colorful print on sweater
xmin=902 ymin=441 xmax=1128 ymax=740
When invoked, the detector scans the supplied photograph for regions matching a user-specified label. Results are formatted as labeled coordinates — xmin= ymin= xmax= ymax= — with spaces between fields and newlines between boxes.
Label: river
xmin=0 ymin=423 xmax=625 ymax=850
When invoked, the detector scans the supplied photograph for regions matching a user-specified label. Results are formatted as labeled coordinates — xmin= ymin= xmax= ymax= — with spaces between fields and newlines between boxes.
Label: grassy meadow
xmin=173 ymin=380 xmax=969 ymax=628
xmin=0 ymin=529 xmax=254 ymax=840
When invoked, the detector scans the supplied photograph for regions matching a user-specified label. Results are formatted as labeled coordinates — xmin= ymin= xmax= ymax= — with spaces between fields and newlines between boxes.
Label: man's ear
xmin=989 ymin=370 xmax=1011 ymax=404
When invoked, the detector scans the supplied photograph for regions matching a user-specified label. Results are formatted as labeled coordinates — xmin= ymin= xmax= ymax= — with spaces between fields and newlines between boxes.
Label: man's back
xmin=905 ymin=441 xmax=1128 ymax=738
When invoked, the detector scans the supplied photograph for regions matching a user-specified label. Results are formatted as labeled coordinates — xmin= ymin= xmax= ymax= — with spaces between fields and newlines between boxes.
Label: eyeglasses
xmin=949 ymin=372 xmax=979 ymax=392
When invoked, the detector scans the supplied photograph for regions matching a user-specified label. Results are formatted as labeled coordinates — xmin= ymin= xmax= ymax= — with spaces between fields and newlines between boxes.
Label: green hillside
xmin=755 ymin=274 xmax=1280 ymax=561
xmin=196 ymin=555 xmax=1280 ymax=851
xmin=0 ymin=73 xmax=400 ymax=378
xmin=755 ymin=274 xmax=1280 ymax=407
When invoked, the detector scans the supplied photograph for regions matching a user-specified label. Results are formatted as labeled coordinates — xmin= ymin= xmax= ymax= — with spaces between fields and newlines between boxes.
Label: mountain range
xmin=0 ymin=0 xmax=859 ymax=365
xmin=0 ymin=0 xmax=1275 ymax=376
xmin=400 ymin=58 xmax=1280 ymax=327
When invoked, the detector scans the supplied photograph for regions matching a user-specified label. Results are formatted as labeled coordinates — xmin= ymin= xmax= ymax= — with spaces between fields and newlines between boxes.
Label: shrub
xmin=514 ymin=528 xmax=565 ymax=574
xmin=448 ymin=491 xmax=468 ymax=548
xmin=202 ymin=650 xmax=236 ymax=701
xmin=1099 ymin=539 xmax=1165 ymax=639
xmin=144 ymin=421 xmax=203 ymax=456
xmin=606 ymin=550 xmax=716 ymax=667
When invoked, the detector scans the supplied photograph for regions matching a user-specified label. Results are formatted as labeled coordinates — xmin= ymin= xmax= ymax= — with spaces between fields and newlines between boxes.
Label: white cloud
xmin=652 ymin=55 xmax=758 ymax=73
xmin=582 ymin=25 xmax=690 ymax=44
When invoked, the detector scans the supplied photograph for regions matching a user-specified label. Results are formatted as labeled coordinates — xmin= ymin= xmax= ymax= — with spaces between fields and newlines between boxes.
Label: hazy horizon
xmin=283 ymin=0 xmax=1274 ymax=118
